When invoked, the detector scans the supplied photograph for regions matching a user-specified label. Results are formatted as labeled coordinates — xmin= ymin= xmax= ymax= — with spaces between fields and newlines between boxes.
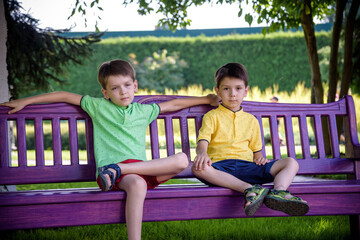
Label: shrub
xmin=129 ymin=50 xmax=187 ymax=93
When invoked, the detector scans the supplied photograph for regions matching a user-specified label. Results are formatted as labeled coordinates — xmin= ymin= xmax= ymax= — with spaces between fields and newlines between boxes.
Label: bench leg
xmin=350 ymin=215 xmax=360 ymax=239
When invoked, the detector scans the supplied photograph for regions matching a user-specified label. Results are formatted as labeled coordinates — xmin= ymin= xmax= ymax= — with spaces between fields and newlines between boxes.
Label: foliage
xmin=129 ymin=50 xmax=188 ymax=93
xmin=70 ymin=0 xmax=241 ymax=31
xmin=4 ymin=0 xmax=102 ymax=99
xmin=29 ymin=32 xmax=331 ymax=98
xmin=249 ymin=0 xmax=334 ymax=34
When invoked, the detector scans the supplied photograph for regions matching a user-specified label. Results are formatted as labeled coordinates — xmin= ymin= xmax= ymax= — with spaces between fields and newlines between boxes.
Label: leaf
xmin=238 ymin=8 xmax=243 ymax=17
xmin=245 ymin=13 xmax=253 ymax=26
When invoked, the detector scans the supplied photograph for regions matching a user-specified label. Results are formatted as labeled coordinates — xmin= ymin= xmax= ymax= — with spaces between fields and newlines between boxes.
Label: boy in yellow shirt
xmin=192 ymin=63 xmax=309 ymax=217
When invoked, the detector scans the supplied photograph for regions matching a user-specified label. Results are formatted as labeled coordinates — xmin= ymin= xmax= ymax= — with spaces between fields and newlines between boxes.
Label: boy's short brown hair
xmin=98 ymin=59 xmax=136 ymax=89
xmin=215 ymin=63 xmax=248 ymax=88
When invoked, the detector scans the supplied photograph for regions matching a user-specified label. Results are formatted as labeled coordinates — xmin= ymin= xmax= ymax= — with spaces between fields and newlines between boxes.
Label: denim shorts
xmin=205 ymin=159 xmax=276 ymax=185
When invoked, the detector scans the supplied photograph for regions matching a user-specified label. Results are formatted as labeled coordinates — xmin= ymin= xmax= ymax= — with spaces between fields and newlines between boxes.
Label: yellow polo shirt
xmin=197 ymin=104 xmax=262 ymax=163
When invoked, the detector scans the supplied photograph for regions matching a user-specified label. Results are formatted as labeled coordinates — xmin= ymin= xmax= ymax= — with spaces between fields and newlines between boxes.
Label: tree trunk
xmin=340 ymin=0 xmax=360 ymax=98
xmin=329 ymin=0 xmax=347 ymax=143
xmin=301 ymin=0 xmax=331 ymax=155
xmin=301 ymin=0 xmax=324 ymax=104
xmin=328 ymin=0 xmax=347 ymax=104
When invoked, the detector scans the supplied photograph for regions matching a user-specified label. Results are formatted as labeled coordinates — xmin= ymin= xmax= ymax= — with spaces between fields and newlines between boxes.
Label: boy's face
xmin=102 ymin=75 xmax=138 ymax=107
xmin=215 ymin=77 xmax=249 ymax=112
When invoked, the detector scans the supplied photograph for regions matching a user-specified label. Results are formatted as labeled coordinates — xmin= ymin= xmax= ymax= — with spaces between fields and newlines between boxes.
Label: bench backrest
xmin=0 ymin=95 xmax=359 ymax=185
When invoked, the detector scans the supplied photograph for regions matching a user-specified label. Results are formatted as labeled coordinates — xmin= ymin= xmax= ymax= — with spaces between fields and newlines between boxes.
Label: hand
xmin=193 ymin=153 xmax=212 ymax=171
xmin=253 ymin=156 xmax=270 ymax=165
xmin=207 ymin=94 xmax=221 ymax=107
xmin=0 ymin=99 xmax=28 ymax=114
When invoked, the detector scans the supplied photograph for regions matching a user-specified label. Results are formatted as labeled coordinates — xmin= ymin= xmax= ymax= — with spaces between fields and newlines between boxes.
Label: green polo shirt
xmin=197 ymin=104 xmax=262 ymax=163
xmin=81 ymin=96 xmax=160 ymax=174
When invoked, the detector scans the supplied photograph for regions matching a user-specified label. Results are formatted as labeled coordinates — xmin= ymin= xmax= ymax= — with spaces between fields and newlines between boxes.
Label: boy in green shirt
xmin=192 ymin=63 xmax=309 ymax=217
xmin=1 ymin=59 xmax=219 ymax=240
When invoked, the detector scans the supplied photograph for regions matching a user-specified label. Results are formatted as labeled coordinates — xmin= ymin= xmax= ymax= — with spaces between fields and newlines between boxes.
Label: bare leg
xmin=192 ymin=164 xmax=266 ymax=213
xmin=117 ymin=174 xmax=147 ymax=240
xmin=265 ymin=157 xmax=309 ymax=215
xmin=192 ymin=164 xmax=252 ymax=193
xmin=102 ymin=152 xmax=188 ymax=186
xmin=118 ymin=152 xmax=188 ymax=176
xmin=270 ymin=157 xmax=299 ymax=190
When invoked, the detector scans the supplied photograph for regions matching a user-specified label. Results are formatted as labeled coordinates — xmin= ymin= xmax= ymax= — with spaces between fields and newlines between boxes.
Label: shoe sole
xmin=264 ymin=197 xmax=309 ymax=216
xmin=245 ymin=188 xmax=269 ymax=216
xmin=98 ymin=167 xmax=110 ymax=192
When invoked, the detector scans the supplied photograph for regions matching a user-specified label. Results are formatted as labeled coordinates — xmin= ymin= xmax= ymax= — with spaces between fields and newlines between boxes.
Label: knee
xmin=175 ymin=152 xmax=189 ymax=171
xmin=126 ymin=176 xmax=147 ymax=196
xmin=191 ymin=164 xmax=211 ymax=179
xmin=285 ymin=157 xmax=299 ymax=171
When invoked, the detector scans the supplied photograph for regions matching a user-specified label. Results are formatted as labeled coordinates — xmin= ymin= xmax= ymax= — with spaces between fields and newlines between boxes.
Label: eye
xmin=111 ymin=87 xmax=117 ymax=91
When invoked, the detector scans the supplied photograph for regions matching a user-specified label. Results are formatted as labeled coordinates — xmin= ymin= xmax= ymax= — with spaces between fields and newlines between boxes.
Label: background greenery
xmin=23 ymin=31 xmax=332 ymax=98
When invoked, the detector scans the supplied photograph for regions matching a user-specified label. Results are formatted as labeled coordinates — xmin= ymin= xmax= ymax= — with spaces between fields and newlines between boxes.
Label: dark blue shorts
xmin=205 ymin=159 xmax=276 ymax=185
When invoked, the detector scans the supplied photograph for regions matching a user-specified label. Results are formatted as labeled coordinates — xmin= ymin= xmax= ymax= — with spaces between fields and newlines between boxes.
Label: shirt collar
xmin=218 ymin=104 xmax=243 ymax=115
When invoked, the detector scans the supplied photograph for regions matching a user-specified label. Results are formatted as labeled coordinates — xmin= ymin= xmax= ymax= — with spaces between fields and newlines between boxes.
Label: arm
xmin=253 ymin=151 xmax=270 ymax=165
xmin=0 ymin=91 xmax=82 ymax=114
xmin=158 ymin=94 xmax=220 ymax=113
xmin=193 ymin=140 xmax=212 ymax=170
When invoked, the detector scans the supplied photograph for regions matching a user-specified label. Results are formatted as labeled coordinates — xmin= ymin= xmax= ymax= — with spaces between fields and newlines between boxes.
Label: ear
xmin=244 ymin=86 xmax=250 ymax=97
xmin=134 ymin=80 xmax=138 ymax=92
xmin=215 ymin=87 xmax=219 ymax=96
xmin=102 ymin=88 xmax=109 ymax=99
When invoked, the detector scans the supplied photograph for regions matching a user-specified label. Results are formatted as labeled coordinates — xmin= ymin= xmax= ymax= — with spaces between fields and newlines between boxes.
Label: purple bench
xmin=0 ymin=95 xmax=359 ymax=237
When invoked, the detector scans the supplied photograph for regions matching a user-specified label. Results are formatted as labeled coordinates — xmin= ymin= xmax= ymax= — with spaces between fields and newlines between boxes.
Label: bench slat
xmin=284 ymin=115 xmax=296 ymax=158
xmin=16 ymin=117 xmax=27 ymax=167
xmin=329 ymin=114 xmax=340 ymax=158
xmin=149 ymin=120 xmax=160 ymax=159
xmin=0 ymin=118 xmax=9 ymax=167
xmin=85 ymin=118 xmax=95 ymax=166
xmin=313 ymin=115 xmax=326 ymax=159
xmin=69 ymin=117 xmax=79 ymax=165
xmin=179 ymin=117 xmax=191 ymax=159
xmin=299 ymin=115 xmax=311 ymax=159
xmin=256 ymin=115 xmax=267 ymax=157
xmin=52 ymin=117 xmax=62 ymax=165
xmin=34 ymin=117 xmax=44 ymax=167
xmin=270 ymin=115 xmax=281 ymax=159
xmin=164 ymin=117 xmax=175 ymax=156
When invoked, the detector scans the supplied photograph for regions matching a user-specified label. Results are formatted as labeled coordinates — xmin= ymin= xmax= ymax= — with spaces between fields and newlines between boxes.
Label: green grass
xmin=2 ymin=216 xmax=351 ymax=240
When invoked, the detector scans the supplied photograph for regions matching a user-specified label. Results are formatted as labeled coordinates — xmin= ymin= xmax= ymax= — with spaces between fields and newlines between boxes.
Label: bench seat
xmin=1 ymin=179 xmax=360 ymax=230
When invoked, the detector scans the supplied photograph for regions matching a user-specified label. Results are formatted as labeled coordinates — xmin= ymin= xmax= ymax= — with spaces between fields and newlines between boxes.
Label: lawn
xmin=3 ymin=215 xmax=351 ymax=239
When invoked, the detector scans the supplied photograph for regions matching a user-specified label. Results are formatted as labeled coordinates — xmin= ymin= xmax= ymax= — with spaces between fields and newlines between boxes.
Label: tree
xmin=4 ymin=0 xmax=103 ymax=99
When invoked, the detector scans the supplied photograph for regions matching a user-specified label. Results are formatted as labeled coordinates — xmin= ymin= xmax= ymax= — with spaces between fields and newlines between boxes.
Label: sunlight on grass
xmin=4 ymin=216 xmax=350 ymax=240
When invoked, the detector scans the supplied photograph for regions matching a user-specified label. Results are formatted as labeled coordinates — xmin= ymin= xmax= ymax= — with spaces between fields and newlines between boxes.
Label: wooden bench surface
xmin=0 ymin=95 xmax=359 ymax=231
xmin=0 ymin=95 xmax=359 ymax=185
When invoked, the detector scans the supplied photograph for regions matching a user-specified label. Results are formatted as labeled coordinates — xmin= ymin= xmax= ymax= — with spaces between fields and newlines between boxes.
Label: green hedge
xmin=27 ymin=31 xmax=331 ymax=97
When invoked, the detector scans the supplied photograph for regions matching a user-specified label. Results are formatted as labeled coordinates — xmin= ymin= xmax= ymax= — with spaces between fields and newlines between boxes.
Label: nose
xmin=119 ymin=86 xmax=126 ymax=95
xmin=230 ymin=89 xmax=236 ymax=96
